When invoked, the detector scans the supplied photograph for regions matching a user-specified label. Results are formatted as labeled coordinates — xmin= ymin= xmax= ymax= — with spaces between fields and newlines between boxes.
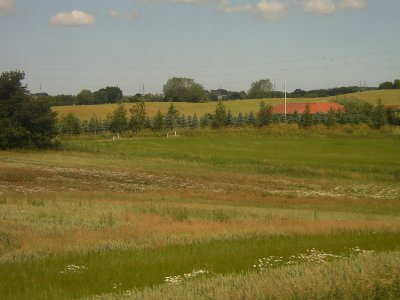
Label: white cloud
xmin=49 ymin=10 xmax=95 ymax=27
xmin=218 ymin=0 xmax=287 ymax=21
xmin=255 ymin=0 xmax=288 ymax=20
xmin=0 ymin=0 xmax=15 ymax=16
xmin=217 ymin=2 xmax=253 ymax=14
xmin=339 ymin=0 xmax=367 ymax=9
xmin=304 ymin=0 xmax=336 ymax=15
xmin=109 ymin=9 xmax=139 ymax=20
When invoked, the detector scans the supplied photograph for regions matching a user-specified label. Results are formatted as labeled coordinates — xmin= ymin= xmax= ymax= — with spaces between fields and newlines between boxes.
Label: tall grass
xmin=102 ymin=251 xmax=400 ymax=300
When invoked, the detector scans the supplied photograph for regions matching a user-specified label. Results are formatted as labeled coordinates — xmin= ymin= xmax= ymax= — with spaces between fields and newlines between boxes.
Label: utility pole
xmin=284 ymin=77 xmax=287 ymax=119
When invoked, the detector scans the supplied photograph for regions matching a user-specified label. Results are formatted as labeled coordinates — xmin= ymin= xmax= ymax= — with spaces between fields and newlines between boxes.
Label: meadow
xmin=53 ymin=90 xmax=400 ymax=120
xmin=1 ymin=129 xmax=400 ymax=299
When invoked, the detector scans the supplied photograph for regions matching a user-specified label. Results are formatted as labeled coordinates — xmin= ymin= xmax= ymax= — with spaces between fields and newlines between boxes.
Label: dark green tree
xmin=225 ymin=109 xmax=234 ymax=126
xmin=0 ymin=71 xmax=58 ymax=149
xmin=108 ymin=104 xmax=128 ymax=134
xmin=371 ymin=99 xmax=387 ymax=129
xmin=379 ymin=81 xmax=394 ymax=90
xmin=300 ymin=104 xmax=313 ymax=129
xmin=152 ymin=110 xmax=164 ymax=131
xmin=394 ymin=79 xmax=400 ymax=89
xmin=163 ymin=77 xmax=207 ymax=102
xmin=77 ymin=89 xmax=95 ymax=105
xmin=326 ymin=108 xmax=337 ymax=128
xmin=257 ymin=100 xmax=273 ymax=127
xmin=248 ymin=79 xmax=273 ymax=99
xmin=94 ymin=86 xmax=123 ymax=104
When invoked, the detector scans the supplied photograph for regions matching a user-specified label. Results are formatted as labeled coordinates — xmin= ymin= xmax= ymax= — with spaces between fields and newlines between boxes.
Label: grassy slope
xmin=1 ymin=134 xmax=400 ymax=299
xmin=53 ymin=90 xmax=400 ymax=120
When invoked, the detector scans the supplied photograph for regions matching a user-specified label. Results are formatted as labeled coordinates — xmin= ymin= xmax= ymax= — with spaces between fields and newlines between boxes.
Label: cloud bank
xmin=303 ymin=0 xmax=336 ymax=15
xmin=109 ymin=9 xmax=140 ymax=20
xmin=49 ymin=10 xmax=95 ymax=27
xmin=0 ymin=0 xmax=15 ymax=16
xmin=218 ymin=0 xmax=288 ymax=21
xmin=339 ymin=0 xmax=367 ymax=9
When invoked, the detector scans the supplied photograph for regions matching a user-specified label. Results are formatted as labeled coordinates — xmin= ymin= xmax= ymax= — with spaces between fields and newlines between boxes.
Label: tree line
xmin=36 ymin=76 xmax=400 ymax=106
xmin=58 ymin=98 xmax=400 ymax=136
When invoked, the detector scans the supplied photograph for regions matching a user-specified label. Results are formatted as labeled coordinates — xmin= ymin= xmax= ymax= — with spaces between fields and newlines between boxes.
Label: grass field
xmin=1 ymin=131 xmax=400 ymax=299
xmin=53 ymin=90 xmax=400 ymax=120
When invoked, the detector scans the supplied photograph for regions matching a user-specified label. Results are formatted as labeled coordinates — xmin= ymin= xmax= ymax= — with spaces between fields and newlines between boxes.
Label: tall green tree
xmin=214 ymin=100 xmax=227 ymax=128
xmin=0 ymin=71 xmax=58 ymax=149
xmin=248 ymin=79 xmax=273 ymax=99
xmin=108 ymin=104 xmax=128 ymax=134
xmin=129 ymin=101 xmax=146 ymax=132
xmin=394 ymin=79 xmax=400 ymax=89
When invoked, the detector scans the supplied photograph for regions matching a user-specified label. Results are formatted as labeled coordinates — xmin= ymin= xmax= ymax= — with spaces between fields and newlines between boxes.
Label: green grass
xmin=1 ymin=131 xmax=400 ymax=299
xmin=62 ymin=134 xmax=400 ymax=183
xmin=1 ymin=232 xmax=399 ymax=300
xmin=53 ymin=90 xmax=400 ymax=120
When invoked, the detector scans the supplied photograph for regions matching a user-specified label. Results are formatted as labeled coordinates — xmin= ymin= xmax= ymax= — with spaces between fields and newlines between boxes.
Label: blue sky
xmin=0 ymin=0 xmax=399 ymax=95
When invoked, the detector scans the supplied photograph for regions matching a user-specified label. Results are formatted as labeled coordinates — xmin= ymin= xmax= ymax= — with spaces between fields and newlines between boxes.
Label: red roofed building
xmin=272 ymin=102 xmax=343 ymax=114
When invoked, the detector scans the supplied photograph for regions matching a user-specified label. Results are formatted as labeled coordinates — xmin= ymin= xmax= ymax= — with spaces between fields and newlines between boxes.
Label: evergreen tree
xmin=236 ymin=113 xmax=245 ymax=127
xmin=191 ymin=113 xmax=199 ymax=128
xmin=200 ymin=113 xmax=212 ymax=128
xmin=300 ymin=104 xmax=313 ymax=129
xmin=225 ymin=109 xmax=234 ymax=126
xmin=178 ymin=114 xmax=187 ymax=128
xmin=326 ymin=108 xmax=337 ymax=128
xmin=59 ymin=113 xmax=81 ymax=135
xmin=88 ymin=115 xmax=102 ymax=135
xmin=371 ymin=99 xmax=387 ymax=129
xmin=247 ymin=112 xmax=257 ymax=127
xmin=108 ymin=104 xmax=128 ymax=134
xmin=385 ymin=107 xmax=397 ymax=125
xmin=165 ymin=103 xmax=179 ymax=129
xmin=257 ymin=100 xmax=272 ymax=127
xmin=214 ymin=100 xmax=227 ymax=128
xmin=129 ymin=101 xmax=146 ymax=132
xmin=152 ymin=110 xmax=164 ymax=131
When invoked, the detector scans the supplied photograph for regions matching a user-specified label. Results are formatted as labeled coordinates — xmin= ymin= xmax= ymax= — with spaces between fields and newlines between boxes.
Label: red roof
xmin=272 ymin=102 xmax=343 ymax=114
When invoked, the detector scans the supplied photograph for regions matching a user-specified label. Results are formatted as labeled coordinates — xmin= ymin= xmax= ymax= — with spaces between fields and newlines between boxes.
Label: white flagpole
xmin=284 ymin=77 xmax=287 ymax=119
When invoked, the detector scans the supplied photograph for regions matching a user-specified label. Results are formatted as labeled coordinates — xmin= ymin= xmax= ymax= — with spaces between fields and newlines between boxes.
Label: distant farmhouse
xmin=272 ymin=102 xmax=343 ymax=114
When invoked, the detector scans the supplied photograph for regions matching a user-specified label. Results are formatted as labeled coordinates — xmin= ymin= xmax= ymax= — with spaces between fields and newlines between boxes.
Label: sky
xmin=0 ymin=0 xmax=399 ymax=95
